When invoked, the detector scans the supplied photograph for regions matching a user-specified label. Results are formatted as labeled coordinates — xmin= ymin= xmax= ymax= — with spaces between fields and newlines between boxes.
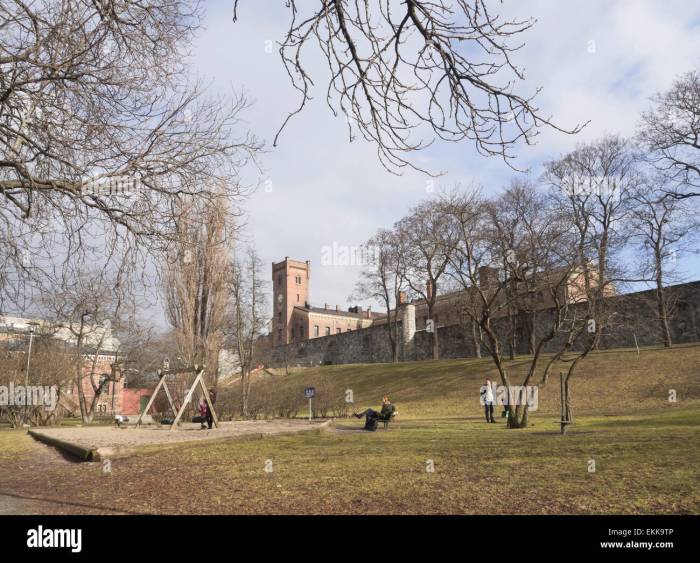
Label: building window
xmin=278 ymin=311 xmax=282 ymax=321
xmin=297 ymin=294 xmax=300 ymax=302
xmin=336 ymin=328 xmax=341 ymax=334
xmin=314 ymin=325 xmax=319 ymax=337
xmin=295 ymin=275 xmax=302 ymax=285
xmin=300 ymin=326 xmax=305 ymax=337
xmin=325 ymin=327 xmax=331 ymax=336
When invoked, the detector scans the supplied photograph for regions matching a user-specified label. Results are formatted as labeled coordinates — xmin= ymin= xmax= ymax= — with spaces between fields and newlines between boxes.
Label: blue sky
xmin=189 ymin=0 xmax=700 ymax=313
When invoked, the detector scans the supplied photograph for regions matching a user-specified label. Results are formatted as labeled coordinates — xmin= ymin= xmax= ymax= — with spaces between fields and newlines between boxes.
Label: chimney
xmin=397 ymin=291 xmax=407 ymax=305
xmin=335 ymin=305 xmax=339 ymax=312
xmin=478 ymin=266 xmax=498 ymax=289
xmin=426 ymin=280 xmax=434 ymax=301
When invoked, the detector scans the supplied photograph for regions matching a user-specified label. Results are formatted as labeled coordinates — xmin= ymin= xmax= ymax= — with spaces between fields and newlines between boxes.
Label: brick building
xmin=0 ymin=315 xmax=123 ymax=417
xmin=271 ymin=257 xmax=384 ymax=346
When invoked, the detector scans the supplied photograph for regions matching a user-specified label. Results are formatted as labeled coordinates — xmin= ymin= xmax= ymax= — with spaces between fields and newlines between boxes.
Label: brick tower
xmin=271 ymin=257 xmax=310 ymax=346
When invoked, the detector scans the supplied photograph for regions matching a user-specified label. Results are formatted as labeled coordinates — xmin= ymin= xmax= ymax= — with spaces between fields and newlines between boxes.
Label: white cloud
xmin=192 ymin=0 xmax=700 ymax=311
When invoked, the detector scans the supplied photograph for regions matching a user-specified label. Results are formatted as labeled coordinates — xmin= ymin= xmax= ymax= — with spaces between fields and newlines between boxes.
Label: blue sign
xmin=304 ymin=387 xmax=315 ymax=399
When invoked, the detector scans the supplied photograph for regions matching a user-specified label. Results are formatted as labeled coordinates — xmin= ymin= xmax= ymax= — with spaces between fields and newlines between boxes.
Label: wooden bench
xmin=378 ymin=410 xmax=397 ymax=430
xmin=359 ymin=407 xmax=397 ymax=430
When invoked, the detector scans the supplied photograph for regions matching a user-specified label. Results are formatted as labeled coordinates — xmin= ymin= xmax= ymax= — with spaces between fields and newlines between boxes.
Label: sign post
xmin=304 ymin=387 xmax=315 ymax=422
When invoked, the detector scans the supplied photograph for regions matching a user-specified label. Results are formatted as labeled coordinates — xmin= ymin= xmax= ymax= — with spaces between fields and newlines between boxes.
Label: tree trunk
xmin=388 ymin=320 xmax=398 ymax=363
xmin=508 ymin=312 xmax=516 ymax=360
xmin=560 ymin=371 xmax=574 ymax=434
xmin=471 ymin=319 xmax=482 ymax=358
xmin=656 ymin=280 xmax=672 ymax=348
xmin=431 ymin=328 xmax=439 ymax=360
xmin=508 ymin=400 xmax=529 ymax=428
xmin=241 ymin=369 xmax=249 ymax=418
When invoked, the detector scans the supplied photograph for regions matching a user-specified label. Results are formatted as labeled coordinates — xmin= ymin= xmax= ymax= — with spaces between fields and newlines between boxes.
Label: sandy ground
xmin=29 ymin=419 xmax=330 ymax=452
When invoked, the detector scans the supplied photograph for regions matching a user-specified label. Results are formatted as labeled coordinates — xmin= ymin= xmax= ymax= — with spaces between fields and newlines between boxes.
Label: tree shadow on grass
xmin=0 ymin=491 xmax=142 ymax=515
xmin=529 ymin=430 xmax=596 ymax=436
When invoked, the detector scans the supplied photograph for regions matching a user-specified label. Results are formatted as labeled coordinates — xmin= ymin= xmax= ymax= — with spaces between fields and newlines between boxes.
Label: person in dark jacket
xmin=205 ymin=389 xmax=216 ymax=429
xmin=353 ymin=395 xmax=395 ymax=430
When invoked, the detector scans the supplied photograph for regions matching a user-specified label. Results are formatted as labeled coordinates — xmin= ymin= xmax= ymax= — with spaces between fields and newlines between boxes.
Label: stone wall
xmin=260 ymin=281 xmax=700 ymax=367
xmin=260 ymin=321 xmax=402 ymax=367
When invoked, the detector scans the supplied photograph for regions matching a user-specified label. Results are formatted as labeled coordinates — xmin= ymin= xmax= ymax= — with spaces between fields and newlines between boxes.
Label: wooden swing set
xmin=136 ymin=365 xmax=219 ymax=430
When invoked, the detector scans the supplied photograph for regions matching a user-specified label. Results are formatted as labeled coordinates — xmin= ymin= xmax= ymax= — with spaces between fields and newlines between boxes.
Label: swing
xmin=136 ymin=365 xmax=219 ymax=430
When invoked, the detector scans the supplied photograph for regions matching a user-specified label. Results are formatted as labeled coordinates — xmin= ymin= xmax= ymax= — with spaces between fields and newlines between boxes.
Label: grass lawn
xmin=0 ymin=345 xmax=698 ymax=514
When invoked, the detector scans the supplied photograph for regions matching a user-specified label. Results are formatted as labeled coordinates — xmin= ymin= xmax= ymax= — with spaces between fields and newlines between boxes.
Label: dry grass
xmin=0 ymin=344 xmax=698 ymax=514
xmin=256 ymin=343 xmax=700 ymax=418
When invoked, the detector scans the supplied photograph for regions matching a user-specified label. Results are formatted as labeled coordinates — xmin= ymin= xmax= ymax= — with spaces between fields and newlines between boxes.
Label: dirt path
xmin=30 ymin=419 xmax=330 ymax=453
xmin=0 ymin=441 xmax=126 ymax=514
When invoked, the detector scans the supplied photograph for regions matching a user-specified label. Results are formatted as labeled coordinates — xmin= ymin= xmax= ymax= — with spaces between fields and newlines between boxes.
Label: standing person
xmin=205 ymin=388 xmax=217 ymax=430
xmin=480 ymin=379 xmax=496 ymax=423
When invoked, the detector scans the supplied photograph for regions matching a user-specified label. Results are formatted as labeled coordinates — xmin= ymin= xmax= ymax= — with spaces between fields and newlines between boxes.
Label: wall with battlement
xmin=260 ymin=321 xmax=403 ymax=367
xmin=260 ymin=281 xmax=700 ymax=367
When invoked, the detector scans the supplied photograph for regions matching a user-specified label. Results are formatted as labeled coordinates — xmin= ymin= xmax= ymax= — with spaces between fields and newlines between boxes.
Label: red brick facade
xmin=271 ymin=257 xmax=381 ymax=346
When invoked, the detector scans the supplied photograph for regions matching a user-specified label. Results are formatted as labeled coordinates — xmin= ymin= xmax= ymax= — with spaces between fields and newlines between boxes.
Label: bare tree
xmin=226 ymin=246 xmax=267 ymax=418
xmin=543 ymin=136 xmax=637 ymax=431
xmin=351 ymin=229 xmax=406 ymax=362
xmin=162 ymin=189 xmax=235 ymax=383
xmin=0 ymin=1 xmax=260 ymax=310
xmin=396 ymin=199 xmax=456 ymax=359
xmin=628 ymin=177 xmax=699 ymax=347
xmin=443 ymin=183 xmax=578 ymax=428
xmin=233 ymin=0 xmax=585 ymax=173
xmin=0 ymin=334 xmax=73 ymax=427
xmin=43 ymin=271 xmax=125 ymax=423
xmin=638 ymin=69 xmax=700 ymax=199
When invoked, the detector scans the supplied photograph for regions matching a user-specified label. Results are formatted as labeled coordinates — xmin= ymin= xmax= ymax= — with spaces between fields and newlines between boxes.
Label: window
xmin=314 ymin=325 xmax=319 ymax=337
xmin=300 ymin=326 xmax=305 ymax=337
xmin=325 ymin=327 xmax=331 ymax=336
xmin=336 ymin=328 xmax=341 ymax=334
xmin=278 ymin=311 xmax=282 ymax=321
xmin=297 ymin=294 xmax=300 ymax=302
xmin=295 ymin=275 xmax=302 ymax=285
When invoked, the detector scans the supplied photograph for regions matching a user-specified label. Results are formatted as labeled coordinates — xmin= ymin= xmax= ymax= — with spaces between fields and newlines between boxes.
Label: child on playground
xmin=198 ymin=398 xmax=208 ymax=430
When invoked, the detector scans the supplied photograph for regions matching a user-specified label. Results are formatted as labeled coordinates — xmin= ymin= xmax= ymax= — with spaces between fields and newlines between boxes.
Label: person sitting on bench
xmin=353 ymin=395 xmax=395 ymax=431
